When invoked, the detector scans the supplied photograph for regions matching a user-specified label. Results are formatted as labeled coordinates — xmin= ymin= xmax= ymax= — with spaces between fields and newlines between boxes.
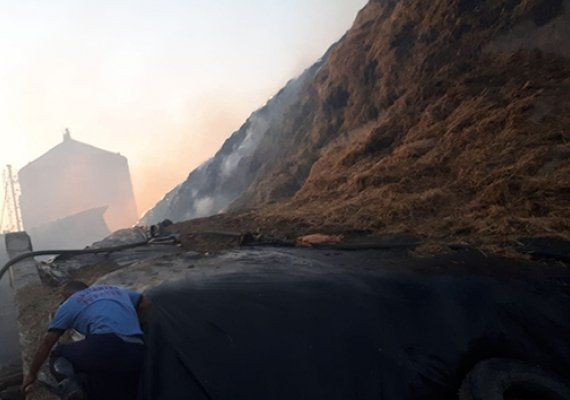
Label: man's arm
xmin=22 ymin=331 xmax=63 ymax=392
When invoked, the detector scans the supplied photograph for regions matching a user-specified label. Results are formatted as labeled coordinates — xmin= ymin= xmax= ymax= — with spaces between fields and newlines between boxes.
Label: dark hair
xmin=62 ymin=280 xmax=89 ymax=293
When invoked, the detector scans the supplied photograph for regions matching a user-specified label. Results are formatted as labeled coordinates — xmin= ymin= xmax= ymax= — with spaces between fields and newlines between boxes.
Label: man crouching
xmin=22 ymin=281 xmax=151 ymax=400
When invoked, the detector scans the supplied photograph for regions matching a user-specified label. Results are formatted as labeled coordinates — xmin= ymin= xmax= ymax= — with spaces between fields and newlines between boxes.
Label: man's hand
xmin=21 ymin=373 xmax=37 ymax=393
xmin=24 ymin=330 xmax=63 ymax=394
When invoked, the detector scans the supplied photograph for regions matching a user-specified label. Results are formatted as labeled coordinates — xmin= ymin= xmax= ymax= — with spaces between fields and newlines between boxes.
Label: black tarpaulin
xmin=141 ymin=248 xmax=570 ymax=400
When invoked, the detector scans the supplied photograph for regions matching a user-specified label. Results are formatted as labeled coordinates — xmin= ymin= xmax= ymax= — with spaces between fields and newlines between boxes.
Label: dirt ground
xmin=167 ymin=210 xmax=540 ymax=259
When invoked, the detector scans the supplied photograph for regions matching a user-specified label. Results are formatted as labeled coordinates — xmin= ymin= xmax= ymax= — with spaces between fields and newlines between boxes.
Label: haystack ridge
xmin=145 ymin=0 xmax=570 ymax=247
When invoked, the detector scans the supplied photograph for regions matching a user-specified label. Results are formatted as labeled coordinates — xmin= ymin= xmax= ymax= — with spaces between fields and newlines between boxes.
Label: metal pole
xmin=0 ymin=175 xmax=9 ymax=232
xmin=6 ymin=165 xmax=22 ymax=231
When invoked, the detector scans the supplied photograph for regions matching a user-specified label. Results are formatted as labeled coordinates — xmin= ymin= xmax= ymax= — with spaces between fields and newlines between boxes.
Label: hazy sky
xmin=0 ymin=0 xmax=367 ymax=219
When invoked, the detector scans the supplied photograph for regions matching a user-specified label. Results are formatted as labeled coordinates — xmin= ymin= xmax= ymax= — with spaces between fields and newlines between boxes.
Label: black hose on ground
xmin=0 ymin=240 xmax=150 ymax=283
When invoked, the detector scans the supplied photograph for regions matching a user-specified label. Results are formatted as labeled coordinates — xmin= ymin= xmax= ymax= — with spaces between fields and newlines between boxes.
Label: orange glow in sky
xmin=0 ymin=0 xmax=367 ymax=218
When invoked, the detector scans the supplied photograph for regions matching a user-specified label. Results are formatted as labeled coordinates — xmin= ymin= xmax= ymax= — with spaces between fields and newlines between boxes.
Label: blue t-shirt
xmin=48 ymin=285 xmax=143 ymax=337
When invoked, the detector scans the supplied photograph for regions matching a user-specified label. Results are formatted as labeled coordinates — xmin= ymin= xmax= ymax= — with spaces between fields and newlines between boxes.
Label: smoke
xmin=194 ymin=196 xmax=215 ymax=217
xmin=220 ymin=115 xmax=268 ymax=178
xmin=178 ymin=116 xmax=269 ymax=220
xmin=141 ymin=58 xmax=323 ymax=225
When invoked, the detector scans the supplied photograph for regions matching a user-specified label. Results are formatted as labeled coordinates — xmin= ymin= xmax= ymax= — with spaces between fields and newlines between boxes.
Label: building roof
xmin=19 ymin=130 xmax=124 ymax=176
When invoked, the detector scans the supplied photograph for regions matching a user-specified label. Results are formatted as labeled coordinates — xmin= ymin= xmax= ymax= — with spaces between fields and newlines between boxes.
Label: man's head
xmin=61 ymin=280 xmax=89 ymax=300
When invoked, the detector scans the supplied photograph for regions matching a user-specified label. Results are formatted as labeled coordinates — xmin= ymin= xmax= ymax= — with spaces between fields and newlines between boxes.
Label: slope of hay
xmin=167 ymin=0 xmax=569 ymax=251
xmin=252 ymin=0 xmax=570 ymax=246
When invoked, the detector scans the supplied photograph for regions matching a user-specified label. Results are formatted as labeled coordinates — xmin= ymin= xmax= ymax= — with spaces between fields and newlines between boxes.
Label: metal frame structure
xmin=0 ymin=165 xmax=23 ymax=234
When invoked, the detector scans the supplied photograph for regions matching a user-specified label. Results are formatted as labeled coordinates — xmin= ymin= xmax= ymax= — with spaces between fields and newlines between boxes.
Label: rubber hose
xmin=0 ymin=240 xmax=149 ymax=283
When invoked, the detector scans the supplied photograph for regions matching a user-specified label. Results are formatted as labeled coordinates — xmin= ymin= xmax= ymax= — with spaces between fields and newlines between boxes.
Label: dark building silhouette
xmin=18 ymin=131 xmax=138 ymax=240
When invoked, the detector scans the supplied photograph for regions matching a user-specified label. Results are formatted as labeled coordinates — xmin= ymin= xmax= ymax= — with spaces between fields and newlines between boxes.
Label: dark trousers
xmin=52 ymin=334 xmax=144 ymax=400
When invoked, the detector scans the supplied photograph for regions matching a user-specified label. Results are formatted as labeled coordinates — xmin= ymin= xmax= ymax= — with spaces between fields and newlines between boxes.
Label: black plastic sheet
xmin=142 ymin=248 xmax=570 ymax=399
